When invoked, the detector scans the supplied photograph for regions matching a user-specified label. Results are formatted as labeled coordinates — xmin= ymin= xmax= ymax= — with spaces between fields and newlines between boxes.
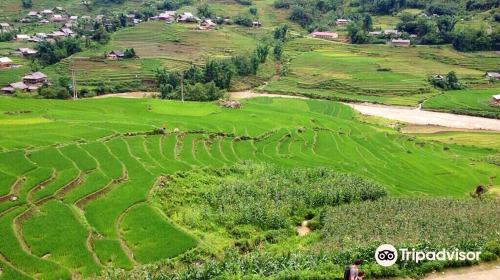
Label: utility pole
xmin=180 ymin=72 xmax=184 ymax=103
xmin=70 ymin=67 xmax=78 ymax=99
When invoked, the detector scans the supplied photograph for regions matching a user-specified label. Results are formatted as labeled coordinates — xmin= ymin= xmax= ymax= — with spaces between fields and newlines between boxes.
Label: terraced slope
xmin=0 ymin=97 xmax=498 ymax=279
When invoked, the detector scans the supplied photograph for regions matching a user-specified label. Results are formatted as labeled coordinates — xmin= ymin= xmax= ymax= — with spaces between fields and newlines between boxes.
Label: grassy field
xmin=0 ymin=96 xmax=499 ymax=278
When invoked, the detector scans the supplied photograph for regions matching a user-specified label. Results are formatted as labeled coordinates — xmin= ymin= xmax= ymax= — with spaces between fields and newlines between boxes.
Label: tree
xmin=197 ymin=4 xmax=213 ymax=19
xmin=21 ymin=0 xmax=33 ymax=8
xmin=94 ymin=25 xmax=110 ymax=44
xmin=347 ymin=23 xmax=371 ymax=44
xmin=273 ymin=41 xmax=283 ymax=60
xmin=445 ymin=71 xmax=463 ymax=90
xmin=249 ymin=6 xmax=258 ymax=16
xmin=255 ymin=44 xmax=269 ymax=63
xmin=274 ymin=25 xmax=288 ymax=40
xmin=124 ymin=48 xmax=136 ymax=58
xmin=29 ymin=59 xmax=42 ymax=72
xmin=118 ymin=13 xmax=128 ymax=27
xmin=362 ymin=14 xmax=373 ymax=31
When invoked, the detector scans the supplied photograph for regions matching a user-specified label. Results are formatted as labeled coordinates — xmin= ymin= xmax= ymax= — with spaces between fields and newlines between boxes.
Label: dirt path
xmin=423 ymin=263 xmax=500 ymax=280
xmin=346 ymin=103 xmax=500 ymax=132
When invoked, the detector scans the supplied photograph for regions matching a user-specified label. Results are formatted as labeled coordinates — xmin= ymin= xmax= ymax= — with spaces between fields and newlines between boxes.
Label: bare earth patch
xmin=297 ymin=220 xmax=311 ymax=236
xmin=346 ymin=103 xmax=500 ymax=132
xmin=423 ymin=263 xmax=500 ymax=280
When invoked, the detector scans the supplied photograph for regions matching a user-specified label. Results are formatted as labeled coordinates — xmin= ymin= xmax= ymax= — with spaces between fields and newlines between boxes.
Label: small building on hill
xmin=22 ymin=72 xmax=47 ymax=85
xmin=28 ymin=11 xmax=40 ymax=18
xmin=16 ymin=34 xmax=30 ymax=41
xmin=336 ymin=19 xmax=348 ymax=26
xmin=51 ymin=15 xmax=65 ymax=22
xmin=252 ymin=21 xmax=262 ymax=27
xmin=14 ymin=48 xmax=38 ymax=57
xmin=433 ymin=74 xmax=444 ymax=80
xmin=177 ymin=12 xmax=196 ymax=23
xmin=159 ymin=11 xmax=176 ymax=22
xmin=2 ymin=82 xmax=28 ymax=94
xmin=310 ymin=31 xmax=338 ymax=39
xmin=0 ymin=23 xmax=11 ymax=31
xmin=384 ymin=29 xmax=398 ymax=35
xmin=107 ymin=50 xmax=125 ymax=60
xmin=391 ymin=39 xmax=410 ymax=47
xmin=41 ymin=10 xmax=54 ymax=15
xmin=369 ymin=31 xmax=382 ymax=36
xmin=0 ymin=57 xmax=13 ymax=68
xmin=54 ymin=6 xmax=65 ymax=12
xmin=484 ymin=72 xmax=500 ymax=80
xmin=493 ymin=95 xmax=500 ymax=106
xmin=199 ymin=19 xmax=217 ymax=29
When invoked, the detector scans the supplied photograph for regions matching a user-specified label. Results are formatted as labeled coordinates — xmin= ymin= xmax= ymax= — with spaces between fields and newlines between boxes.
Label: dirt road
xmin=346 ymin=103 xmax=500 ymax=131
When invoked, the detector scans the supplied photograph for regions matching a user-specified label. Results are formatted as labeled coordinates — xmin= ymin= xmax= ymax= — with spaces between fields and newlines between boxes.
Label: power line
xmin=70 ymin=66 xmax=77 ymax=99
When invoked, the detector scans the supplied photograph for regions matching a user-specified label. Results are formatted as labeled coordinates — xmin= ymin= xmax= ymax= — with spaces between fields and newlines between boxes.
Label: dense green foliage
xmin=202 ymin=163 xmax=387 ymax=229
xmin=321 ymin=197 xmax=500 ymax=250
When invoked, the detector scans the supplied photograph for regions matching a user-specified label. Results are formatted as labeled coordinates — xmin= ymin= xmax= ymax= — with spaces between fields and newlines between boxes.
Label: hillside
xmin=0 ymin=0 xmax=500 ymax=279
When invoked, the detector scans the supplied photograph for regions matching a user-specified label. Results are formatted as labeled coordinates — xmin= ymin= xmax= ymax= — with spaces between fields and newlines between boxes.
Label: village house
xmin=369 ymin=31 xmax=382 ymax=36
xmin=16 ymin=34 xmax=30 ymax=41
xmin=28 ymin=11 xmax=40 ymax=18
xmin=252 ymin=21 xmax=262 ymax=27
xmin=199 ymin=19 xmax=217 ymax=29
xmin=22 ymin=72 xmax=47 ymax=85
xmin=410 ymin=34 xmax=418 ymax=39
xmin=493 ymin=94 xmax=500 ymax=106
xmin=177 ymin=12 xmax=197 ymax=23
xmin=434 ymin=74 xmax=444 ymax=80
xmin=70 ymin=16 xmax=78 ymax=21
xmin=107 ymin=50 xmax=125 ymax=60
xmin=36 ymin=33 xmax=47 ymax=39
xmin=95 ymin=15 xmax=105 ymax=22
xmin=41 ymin=10 xmax=54 ymax=16
xmin=51 ymin=15 xmax=65 ymax=22
xmin=0 ymin=57 xmax=13 ymax=68
xmin=310 ymin=31 xmax=338 ymax=39
xmin=384 ymin=29 xmax=398 ymax=35
xmin=484 ymin=72 xmax=500 ymax=80
xmin=336 ymin=19 xmax=348 ymax=26
xmin=28 ymin=37 xmax=40 ymax=43
xmin=39 ymin=19 xmax=50 ymax=24
xmin=391 ymin=39 xmax=410 ymax=47
xmin=0 ymin=23 xmax=11 ymax=32
xmin=159 ymin=11 xmax=176 ymax=22
xmin=47 ymin=31 xmax=66 ymax=39
xmin=60 ymin=28 xmax=75 ymax=36
xmin=14 ymin=48 xmax=38 ymax=57
xmin=54 ymin=7 xmax=65 ymax=12
xmin=1 ymin=82 xmax=29 ymax=94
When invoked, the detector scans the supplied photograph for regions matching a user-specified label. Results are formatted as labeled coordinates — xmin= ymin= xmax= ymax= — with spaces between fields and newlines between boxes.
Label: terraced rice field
xmin=264 ymin=39 xmax=498 ymax=105
xmin=423 ymin=88 xmax=500 ymax=115
xmin=0 ymin=97 xmax=499 ymax=279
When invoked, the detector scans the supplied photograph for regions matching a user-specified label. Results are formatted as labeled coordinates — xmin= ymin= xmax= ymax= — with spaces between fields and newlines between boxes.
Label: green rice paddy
xmin=0 ymin=96 xmax=499 ymax=278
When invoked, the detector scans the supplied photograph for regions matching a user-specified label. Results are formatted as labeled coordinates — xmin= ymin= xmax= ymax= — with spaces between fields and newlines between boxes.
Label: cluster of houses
xmin=1 ymin=72 xmax=48 ymax=94
xmin=150 ymin=11 xmax=261 ymax=30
